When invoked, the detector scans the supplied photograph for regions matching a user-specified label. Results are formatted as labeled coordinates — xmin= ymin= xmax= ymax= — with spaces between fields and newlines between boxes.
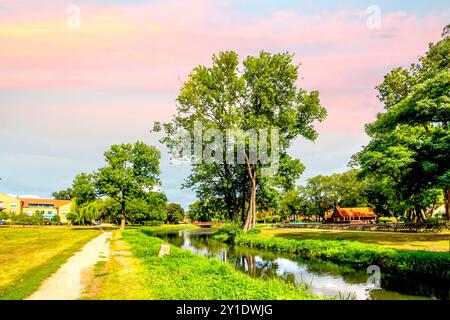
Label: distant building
xmin=0 ymin=193 xmax=72 ymax=223
xmin=0 ymin=193 xmax=21 ymax=214
xmin=326 ymin=205 xmax=377 ymax=224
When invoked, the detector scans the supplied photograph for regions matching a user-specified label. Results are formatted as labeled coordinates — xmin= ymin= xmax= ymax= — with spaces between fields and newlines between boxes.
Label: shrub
xmin=378 ymin=217 xmax=397 ymax=224
xmin=272 ymin=215 xmax=281 ymax=223
xmin=31 ymin=212 xmax=46 ymax=225
xmin=0 ymin=211 xmax=9 ymax=221
xmin=11 ymin=213 xmax=32 ymax=225
xmin=246 ymin=228 xmax=261 ymax=235
xmin=66 ymin=212 xmax=78 ymax=225
xmin=213 ymin=221 xmax=243 ymax=243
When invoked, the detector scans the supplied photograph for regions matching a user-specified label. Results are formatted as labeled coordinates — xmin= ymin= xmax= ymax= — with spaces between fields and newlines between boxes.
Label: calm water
xmin=156 ymin=229 xmax=450 ymax=300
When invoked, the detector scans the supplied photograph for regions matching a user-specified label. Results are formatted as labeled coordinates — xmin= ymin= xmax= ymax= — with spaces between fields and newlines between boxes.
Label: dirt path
xmin=27 ymin=231 xmax=112 ymax=300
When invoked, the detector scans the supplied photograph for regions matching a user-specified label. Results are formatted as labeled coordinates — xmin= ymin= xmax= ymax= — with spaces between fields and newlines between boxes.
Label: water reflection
xmin=157 ymin=229 xmax=448 ymax=300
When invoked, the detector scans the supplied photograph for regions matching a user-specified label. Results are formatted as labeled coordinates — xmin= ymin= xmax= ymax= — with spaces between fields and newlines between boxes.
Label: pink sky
xmin=0 ymin=0 xmax=448 ymax=203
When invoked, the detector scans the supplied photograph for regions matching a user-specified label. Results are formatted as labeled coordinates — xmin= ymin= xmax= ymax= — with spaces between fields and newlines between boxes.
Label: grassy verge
xmin=120 ymin=229 xmax=322 ymax=300
xmin=234 ymin=233 xmax=450 ymax=281
xmin=261 ymin=227 xmax=450 ymax=252
xmin=83 ymin=230 xmax=152 ymax=300
xmin=0 ymin=226 xmax=101 ymax=300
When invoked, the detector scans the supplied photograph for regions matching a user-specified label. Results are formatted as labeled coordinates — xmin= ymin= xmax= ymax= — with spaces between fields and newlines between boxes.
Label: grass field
xmin=88 ymin=228 xmax=322 ymax=300
xmin=0 ymin=226 xmax=101 ymax=300
xmin=261 ymin=227 xmax=450 ymax=252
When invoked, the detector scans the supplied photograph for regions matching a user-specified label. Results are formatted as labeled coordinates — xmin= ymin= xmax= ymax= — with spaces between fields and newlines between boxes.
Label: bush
xmin=378 ymin=217 xmax=397 ymax=224
xmin=31 ymin=212 xmax=46 ymax=225
xmin=66 ymin=212 xmax=78 ymax=225
xmin=11 ymin=213 xmax=32 ymax=225
xmin=272 ymin=215 xmax=281 ymax=223
xmin=246 ymin=228 xmax=261 ymax=235
xmin=264 ymin=216 xmax=272 ymax=223
xmin=0 ymin=211 xmax=9 ymax=221
xmin=213 ymin=221 xmax=243 ymax=243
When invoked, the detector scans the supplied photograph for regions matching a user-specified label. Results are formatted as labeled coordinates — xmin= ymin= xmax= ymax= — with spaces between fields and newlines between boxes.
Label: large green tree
xmin=166 ymin=203 xmax=185 ymax=223
xmin=353 ymin=27 xmax=449 ymax=221
xmin=95 ymin=141 xmax=161 ymax=229
xmin=52 ymin=188 xmax=73 ymax=200
xmin=156 ymin=51 xmax=326 ymax=230
xmin=72 ymin=173 xmax=96 ymax=206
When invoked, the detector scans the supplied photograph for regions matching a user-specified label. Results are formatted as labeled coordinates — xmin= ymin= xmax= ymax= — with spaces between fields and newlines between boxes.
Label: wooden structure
xmin=326 ymin=206 xmax=377 ymax=224
xmin=192 ymin=221 xmax=221 ymax=228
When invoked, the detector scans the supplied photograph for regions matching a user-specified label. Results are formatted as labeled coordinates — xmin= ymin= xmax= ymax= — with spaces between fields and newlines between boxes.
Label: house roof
xmin=334 ymin=206 xmax=377 ymax=218
xmin=19 ymin=198 xmax=71 ymax=208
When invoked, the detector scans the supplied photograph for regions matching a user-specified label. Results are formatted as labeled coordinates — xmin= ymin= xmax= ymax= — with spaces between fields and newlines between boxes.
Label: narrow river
xmin=156 ymin=228 xmax=450 ymax=300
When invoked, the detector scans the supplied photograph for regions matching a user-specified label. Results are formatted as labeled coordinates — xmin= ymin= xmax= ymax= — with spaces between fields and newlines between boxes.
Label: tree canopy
xmin=95 ymin=141 xmax=162 ymax=229
xmin=352 ymin=28 xmax=449 ymax=221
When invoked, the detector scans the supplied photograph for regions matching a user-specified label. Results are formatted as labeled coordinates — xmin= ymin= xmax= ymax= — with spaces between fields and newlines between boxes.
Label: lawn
xmin=261 ymin=227 xmax=450 ymax=252
xmin=0 ymin=226 xmax=101 ymax=300
xmin=88 ymin=227 xmax=322 ymax=300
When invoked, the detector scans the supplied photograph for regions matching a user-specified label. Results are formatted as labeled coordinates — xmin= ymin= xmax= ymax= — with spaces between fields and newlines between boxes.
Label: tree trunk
xmin=243 ymin=173 xmax=256 ymax=231
xmin=444 ymin=189 xmax=450 ymax=220
xmin=120 ymin=202 xmax=126 ymax=230
xmin=243 ymin=155 xmax=257 ymax=231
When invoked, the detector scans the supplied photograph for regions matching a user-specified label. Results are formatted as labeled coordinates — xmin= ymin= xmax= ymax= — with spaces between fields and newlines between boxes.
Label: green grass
xmin=121 ymin=229 xmax=323 ymax=300
xmin=234 ymin=233 xmax=450 ymax=281
xmin=0 ymin=226 xmax=101 ymax=300
xmin=83 ymin=230 xmax=153 ymax=300
xmin=261 ymin=228 xmax=450 ymax=252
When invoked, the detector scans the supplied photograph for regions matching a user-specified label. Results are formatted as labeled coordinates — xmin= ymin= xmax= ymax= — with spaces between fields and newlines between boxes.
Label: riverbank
xmin=232 ymin=233 xmax=450 ymax=282
xmin=261 ymin=227 xmax=450 ymax=252
xmin=104 ymin=228 xmax=323 ymax=300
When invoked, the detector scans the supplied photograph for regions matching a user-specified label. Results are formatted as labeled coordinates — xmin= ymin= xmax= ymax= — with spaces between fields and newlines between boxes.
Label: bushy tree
xmin=95 ymin=141 xmax=161 ymax=229
xmin=353 ymin=27 xmax=449 ymax=221
xmin=167 ymin=203 xmax=185 ymax=223
xmin=52 ymin=188 xmax=73 ymax=200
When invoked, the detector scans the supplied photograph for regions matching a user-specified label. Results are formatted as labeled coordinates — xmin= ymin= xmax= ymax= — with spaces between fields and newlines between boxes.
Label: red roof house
xmin=326 ymin=206 xmax=377 ymax=224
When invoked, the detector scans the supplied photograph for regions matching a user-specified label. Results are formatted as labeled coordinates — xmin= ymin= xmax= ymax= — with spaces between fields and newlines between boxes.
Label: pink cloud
xmin=0 ymin=1 xmax=448 ymax=135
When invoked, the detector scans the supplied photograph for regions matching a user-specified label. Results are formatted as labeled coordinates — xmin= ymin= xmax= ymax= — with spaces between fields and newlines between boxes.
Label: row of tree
xmin=156 ymin=25 xmax=449 ymax=225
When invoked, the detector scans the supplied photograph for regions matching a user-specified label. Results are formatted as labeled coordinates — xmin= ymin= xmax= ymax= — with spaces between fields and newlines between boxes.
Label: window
xmin=62 ymin=211 xmax=68 ymax=214
xmin=10 ymin=203 xmax=17 ymax=207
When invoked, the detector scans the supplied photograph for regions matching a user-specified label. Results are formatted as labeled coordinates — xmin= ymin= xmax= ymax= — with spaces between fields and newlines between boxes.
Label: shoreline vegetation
xmin=212 ymin=227 xmax=450 ymax=283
